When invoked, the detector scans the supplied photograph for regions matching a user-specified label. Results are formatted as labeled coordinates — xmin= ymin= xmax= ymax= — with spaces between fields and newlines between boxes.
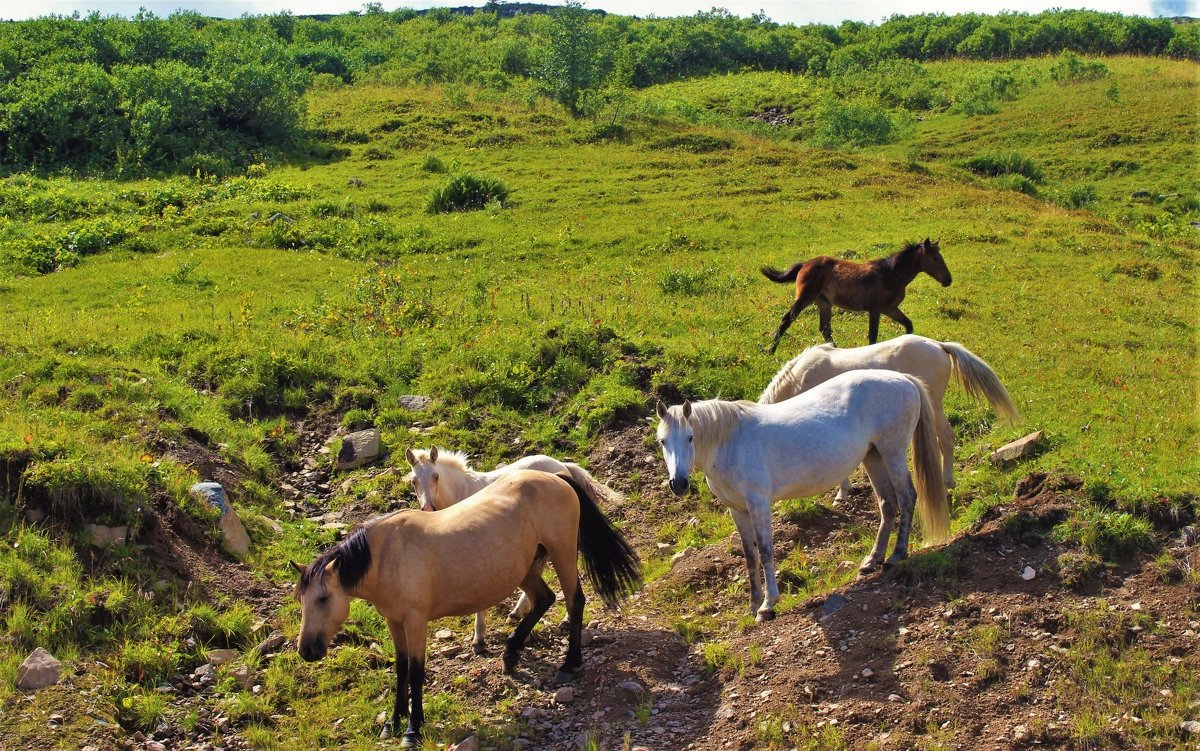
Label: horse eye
xmin=688 ymin=436 xmax=693 ymax=443
xmin=317 ymin=594 xmax=330 ymax=605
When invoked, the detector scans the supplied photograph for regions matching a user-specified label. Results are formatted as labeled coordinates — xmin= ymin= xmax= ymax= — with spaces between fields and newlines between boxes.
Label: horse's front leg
xmin=381 ymin=619 xmax=409 ymax=741
xmin=883 ymin=305 xmax=914 ymax=335
xmin=745 ymin=496 xmax=780 ymax=622
xmin=729 ymin=508 xmax=763 ymax=616
xmin=399 ymin=615 xmax=429 ymax=749
xmin=835 ymin=478 xmax=851 ymax=504
xmin=472 ymin=610 xmax=487 ymax=654
xmin=867 ymin=310 xmax=882 ymax=344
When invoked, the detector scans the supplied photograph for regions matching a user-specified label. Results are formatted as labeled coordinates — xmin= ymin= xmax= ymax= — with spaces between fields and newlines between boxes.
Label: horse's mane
xmin=298 ymin=525 xmax=373 ymax=594
xmin=412 ymin=447 xmax=471 ymax=471
xmin=882 ymin=241 xmax=922 ymax=271
xmin=758 ymin=344 xmax=834 ymax=404
xmin=689 ymin=399 xmax=754 ymax=445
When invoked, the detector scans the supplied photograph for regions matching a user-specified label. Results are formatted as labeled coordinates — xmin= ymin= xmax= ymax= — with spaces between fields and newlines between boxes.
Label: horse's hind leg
xmin=861 ymin=447 xmax=897 ymax=573
xmin=472 ymin=611 xmax=487 ymax=655
xmin=936 ymin=405 xmax=956 ymax=489
xmin=878 ymin=451 xmax=918 ymax=568
xmin=507 ymin=552 xmax=545 ymax=623
xmin=745 ymin=494 xmax=780 ymax=622
xmin=867 ymin=310 xmax=882 ymax=344
xmin=503 ymin=552 xmax=556 ymax=676
xmin=543 ymin=546 xmax=586 ymax=681
xmin=729 ymin=508 xmax=764 ymax=616
xmin=399 ymin=614 xmax=430 ymax=749
xmin=768 ymin=284 xmax=823 ymax=354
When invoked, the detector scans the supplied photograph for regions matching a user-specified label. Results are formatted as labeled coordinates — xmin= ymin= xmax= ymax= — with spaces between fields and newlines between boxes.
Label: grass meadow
xmin=0 ymin=53 xmax=1196 ymax=749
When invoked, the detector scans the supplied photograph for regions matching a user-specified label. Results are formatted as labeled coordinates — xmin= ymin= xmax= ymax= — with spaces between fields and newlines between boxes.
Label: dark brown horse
xmin=762 ymin=239 xmax=951 ymax=353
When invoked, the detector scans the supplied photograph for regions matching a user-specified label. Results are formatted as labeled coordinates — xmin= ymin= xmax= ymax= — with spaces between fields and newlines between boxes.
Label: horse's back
xmin=818 ymin=335 xmax=952 ymax=394
xmin=757 ymin=370 xmax=921 ymax=434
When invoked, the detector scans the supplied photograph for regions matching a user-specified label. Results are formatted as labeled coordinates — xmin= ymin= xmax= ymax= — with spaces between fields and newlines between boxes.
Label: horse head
xmin=655 ymin=400 xmax=694 ymax=496
xmin=292 ymin=558 xmax=353 ymax=662
xmin=405 ymin=446 xmax=444 ymax=512
xmin=918 ymin=238 xmax=952 ymax=287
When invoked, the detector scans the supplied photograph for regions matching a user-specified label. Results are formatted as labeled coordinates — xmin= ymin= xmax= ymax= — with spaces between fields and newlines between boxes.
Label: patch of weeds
xmin=648 ymin=133 xmax=733 ymax=153
xmin=426 ymin=173 xmax=510 ymax=214
xmin=168 ymin=257 xmax=215 ymax=289
xmin=1050 ymin=51 xmax=1108 ymax=84
xmin=962 ymin=152 xmax=1043 ymax=182
xmin=778 ymin=497 xmax=823 ymax=525
xmin=890 ymin=538 xmax=971 ymax=584
xmin=1054 ymin=183 xmax=1098 ymax=210
xmin=996 ymin=174 xmax=1039 ymax=196
xmin=701 ymin=641 xmax=743 ymax=677
xmin=1052 ymin=506 xmax=1154 ymax=561
xmin=659 ymin=267 xmax=717 ymax=296
xmin=1107 ymin=261 xmax=1161 ymax=281
xmin=421 ymin=153 xmax=447 ymax=173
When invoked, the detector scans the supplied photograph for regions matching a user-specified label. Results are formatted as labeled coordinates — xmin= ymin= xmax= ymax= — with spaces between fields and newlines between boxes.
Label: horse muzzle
xmin=940 ymin=274 xmax=953 ymax=287
xmin=298 ymin=639 xmax=327 ymax=662
xmin=668 ymin=477 xmax=690 ymax=496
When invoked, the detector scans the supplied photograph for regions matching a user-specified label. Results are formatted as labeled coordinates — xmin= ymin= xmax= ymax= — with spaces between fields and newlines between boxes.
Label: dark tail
xmin=560 ymin=474 xmax=642 ymax=609
xmin=760 ymin=262 xmax=803 ymax=283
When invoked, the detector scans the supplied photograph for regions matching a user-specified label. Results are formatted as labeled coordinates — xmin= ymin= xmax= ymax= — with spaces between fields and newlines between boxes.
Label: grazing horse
xmin=761 ymin=238 xmax=952 ymax=353
xmin=759 ymin=334 xmax=1018 ymax=500
xmin=293 ymin=471 xmax=641 ymax=748
xmin=655 ymin=370 xmax=947 ymax=622
xmin=404 ymin=446 xmax=624 ymax=653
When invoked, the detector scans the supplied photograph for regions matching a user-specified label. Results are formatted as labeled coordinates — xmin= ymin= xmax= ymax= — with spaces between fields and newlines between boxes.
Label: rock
xmin=1014 ymin=724 xmax=1032 ymax=741
xmin=85 ymin=524 xmax=129 ymax=547
xmin=17 ymin=648 xmax=62 ymax=690
xmin=1021 ymin=566 xmax=1037 ymax=581
xmin=193 ymin=664 xmax=216 ymax=681
xmin=819 ymin=594 xmax=848 ymax=621
xmin=618 ymin=680 xmax=646 ymax=699
xmin=256 ymin=631 xmax=287 ymax=655
xmin=450 ymin=736 xmax=480 ymax=751
xmin=670 ymin=547 xmax=696 ymax=567
xmin=24 ymin=508 xmax=45 ymax=524
xmin=191 ymin=482 xmax=251 ymax=557
xmin=554 ymin=686 xmax=575 ymax=704
xmin=435 ymin=629 xmax=454 ymax=641
xmin=990 ymin=431 xmax=1045 ymax=465
xmin=1180 ymin=526 xmax=1199 ymax=546
xmin=231 ymin=665 xmax=255 ymax=690
xmin=267 ymin=212 xmax=293 ymax=224
xmin=337 ymin=429 xmax=381 ymax=470
xmin=1181 ymin=720 xmax=1200 ymax=734
xmin=397 ymin=395 xmax=433 ymax=411
xmin=860 ymin=667 xmax=874 ymax=680
xmin=207 ymin=649 xmax=238 ymax=666
xmin=887 ymin=693 xmax=903 ymax=703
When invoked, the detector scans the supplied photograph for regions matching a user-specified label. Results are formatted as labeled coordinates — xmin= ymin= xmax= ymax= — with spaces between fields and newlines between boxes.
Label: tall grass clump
xmin=1053 ymin=506 xmax=1154 ymax=561
xmin=426 ymin=174 xmax=511 ymax=213
xmin=1049 ymin=51 xmax=1109 ymax=83
xmin=962 ymin=152 xmax=1044 ymax=182
xmin=812 ymin=99 xmax=907 ymax=148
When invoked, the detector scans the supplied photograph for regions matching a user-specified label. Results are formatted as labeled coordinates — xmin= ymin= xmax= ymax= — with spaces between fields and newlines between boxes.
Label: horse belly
xmin=428 ymin=554 xmax=533 ymax=619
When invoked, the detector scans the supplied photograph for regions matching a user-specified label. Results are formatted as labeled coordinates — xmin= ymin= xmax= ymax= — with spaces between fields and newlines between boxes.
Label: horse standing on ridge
xmin=292 ymin=470 xmax=641 ymax=748
xmin=759 ymin=334 xmax=1019 ymax=500
xmin=761 ymin=238 xmax=952 ymax=352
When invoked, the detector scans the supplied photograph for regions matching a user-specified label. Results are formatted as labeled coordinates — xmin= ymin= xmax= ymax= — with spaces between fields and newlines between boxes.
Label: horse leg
xmin=399 ymin=615 xmax=429 ymax=749
xmin=880 ymin=453 xmax=919 ymax=568
xmin=883 ymin=306 xmax=914 ymax=335
xmin=835 ymin=478 xmax=851 ymax=504
xmin=768 ymin=284 xmax=823 ymax=355
xmin=472 ymin=610 xmax=487 ymax=655
xmin=861 ymin=448 xmax=897 ymax=573
xmin=816 ymin=296 xmax=835 ymax=344
xmin=936 ymin=405 xmax=956 ymax=489
xmin=503 ymin=555 xmax=556 ymax=676
xmin=745 ymin=495 xmax=780 ymax=622
xmin=729 ymin=508 xmax=763 ymax=616
xmin=508 ymin=551 xmax=545 ymax=622
xmin=867 ymin=310 xmax=881 ymax=344
xmin=380 ymin=619 xmax=409 ymax=741
xmin=556 ymin=574 xmax=586 ymax=683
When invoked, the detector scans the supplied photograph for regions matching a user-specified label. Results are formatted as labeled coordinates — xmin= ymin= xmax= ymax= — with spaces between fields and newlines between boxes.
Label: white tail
xmin=562 ymin=463 xmax=625 ymax=507
xmin=904 ymin=375 xmax=949 ymax=542
xmin=939 ymin=342 xmax=1019 ymax=424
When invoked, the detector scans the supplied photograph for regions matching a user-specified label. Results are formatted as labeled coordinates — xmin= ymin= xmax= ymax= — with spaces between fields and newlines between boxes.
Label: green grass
xmin=0 ymin=53 xmax=1197 ymax=750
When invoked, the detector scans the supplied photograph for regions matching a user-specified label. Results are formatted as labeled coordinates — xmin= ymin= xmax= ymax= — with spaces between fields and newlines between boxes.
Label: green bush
xmin=648 ymin=133 xmax=733 ymax=153
xmin=812 ymin=99 xmax=907 ymax=148
xmin=426 ymin=173 xmax=510 ymax=214
xmin=1052 ymin=506 xmax=1154 ymax=561
xmin=1055 ymin=183 xmax=1098 ymax=209
xmin=963 ymin=151 xmax=1044 ymax=182
xmin=1049 ymin=51 xmax=1108 ymax=84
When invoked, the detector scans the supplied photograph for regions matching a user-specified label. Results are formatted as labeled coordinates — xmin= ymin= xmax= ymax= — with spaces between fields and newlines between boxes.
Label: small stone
xmin=887 ymin=694 xmax=903 ymax=703
xmin=990 ymin=430 xmax=1045 ymax=465
xmin=337 ymin=429 xmax=382 ymax=471
xmin=16 ymin=647 xmax=62 ymax=691
xmin=435 ymin=629 xmax=454 ymax=641
xmin=1130 ymin=602 xmax=1142 ymax=611
xmin=1014 ymin=724 xmax=1032 ymax=741
xmin=232 ymin=665 xmax=255 ymax=690
xmin=85 ymin=524 xmax=129 ymax=547
xmin=860 ymin=667 xmax=874 ymax=680
xmin=670 ymin=547 xmax=696 ymax=566
xmin=256 ymin=631 xmax=286 ymax=655
xmin=397 ymin=395 xmax=433 ymax=411
xmin=450 ymin=736 xmax=480 ymax=751
xmin=207 ymin=649 xmax=238 ymax=666
xmin=1021 ymin=566 xmax=1037 ymax=581
xmin=193 ymin=663 xmax=216 ymax=681
xmin=618 ymin=680 xmax=646 ymax=699
xmin=554 ymin=686 xmax=575 ymax=704
xmin=1182 ymin=720 xmax=1200 ymax=734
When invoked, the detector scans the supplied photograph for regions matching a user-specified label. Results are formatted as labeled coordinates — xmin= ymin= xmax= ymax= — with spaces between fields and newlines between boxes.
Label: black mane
xmin=883 ymin=241 xmax=922 ymax=271
xmin=298 ymin=527 xmax=372 ymax=593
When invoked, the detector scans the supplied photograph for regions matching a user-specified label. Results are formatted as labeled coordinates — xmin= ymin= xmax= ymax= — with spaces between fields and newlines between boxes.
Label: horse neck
xmin=688 ymin=400 xmax=745 ymax=471
xmin=886 ymin=246 xmax=923 ymax=285
xmin=447 ymin=464 xmax=491 ymax=504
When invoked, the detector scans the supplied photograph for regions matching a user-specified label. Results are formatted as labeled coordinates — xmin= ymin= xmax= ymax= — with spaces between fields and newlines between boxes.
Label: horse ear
xmin=429 ymin=446 xmax=439 ymax=463
xmin=923 ymin=237 xmax=931 ymax=248
xmin=682 ymin=400 xmax=692 ymax=419
xmin=290 ymin=560 xmax=307 ymax=577
xmin=405 ymin=447 xmax=416 ymax=465
xmin=655 ymin=401 xmax=668 ymax=419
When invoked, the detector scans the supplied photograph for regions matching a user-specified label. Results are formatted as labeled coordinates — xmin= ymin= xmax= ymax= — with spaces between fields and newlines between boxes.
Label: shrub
xmin=1056 ymin=551 xmax=1106 ymax=590
xmin=812 ymin=99 xmax=907 ymax=148
xmin=1049 ymin=51 xmax=1108 ymax=84
xmin=648 ymin=133 xmax=733 ymax=153
xmin=420 ymin=153 xmax=447 ymax=173
xmin=659 ymin=267 xmax=716 ymax=296
xmin=962 ymin=151 xmax=1044 ymax=182
xmin=426 ymin=173 xmax=510 ymax=213
xmin=997 ymin=174 xmax=1039 ymax=195
xmin=1055 ymin=183 xmax=1098 ymax=210
xmin=1052 ymin=506 xmax=1154 ymax=561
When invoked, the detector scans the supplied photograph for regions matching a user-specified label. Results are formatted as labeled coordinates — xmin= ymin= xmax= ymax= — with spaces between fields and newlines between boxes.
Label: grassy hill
xmin=0 ymin=51 xmax=1197 ymax=750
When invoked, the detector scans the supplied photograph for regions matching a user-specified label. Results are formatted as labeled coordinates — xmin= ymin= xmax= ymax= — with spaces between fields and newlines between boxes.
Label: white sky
xmin=4 ymin=0 xmax=1197 ymax=25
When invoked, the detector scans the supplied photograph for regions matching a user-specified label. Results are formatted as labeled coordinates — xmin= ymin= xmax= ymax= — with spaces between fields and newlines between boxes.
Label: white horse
xmin=759 ymin=334 xmax=1018 ymax=501
xmin=403 ymin=446 xmax=623 ymax=653
xmin=656 ymin=370 xmax=948 ymax=622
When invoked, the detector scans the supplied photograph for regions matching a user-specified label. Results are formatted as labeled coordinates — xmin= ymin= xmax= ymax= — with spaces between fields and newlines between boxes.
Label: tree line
xmin=1 ymin=5 xmax=1196 ymax=174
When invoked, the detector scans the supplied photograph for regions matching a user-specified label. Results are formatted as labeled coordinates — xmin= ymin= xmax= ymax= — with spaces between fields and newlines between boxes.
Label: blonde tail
xmin=905 ymin=375 xmax=949 ymax=542
xmin=940 ymin=341 xmax=1019 ymax=424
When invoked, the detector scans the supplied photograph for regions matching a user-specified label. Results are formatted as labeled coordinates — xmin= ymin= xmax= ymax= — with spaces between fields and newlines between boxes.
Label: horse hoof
xmin=380 ymin=725 xmax=392 ymax=740
xmin=502 ymin=653 xmax=519 ymax=674
xmin=473 ymin=642 xmax=488 ymax=656
xmin=554 ymin=670 xmax=576 ymax=684
xmin=756 ymin=609 xmax=776 ymax=623
xmin=400 ymin=730 xmax=421 ymax=749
